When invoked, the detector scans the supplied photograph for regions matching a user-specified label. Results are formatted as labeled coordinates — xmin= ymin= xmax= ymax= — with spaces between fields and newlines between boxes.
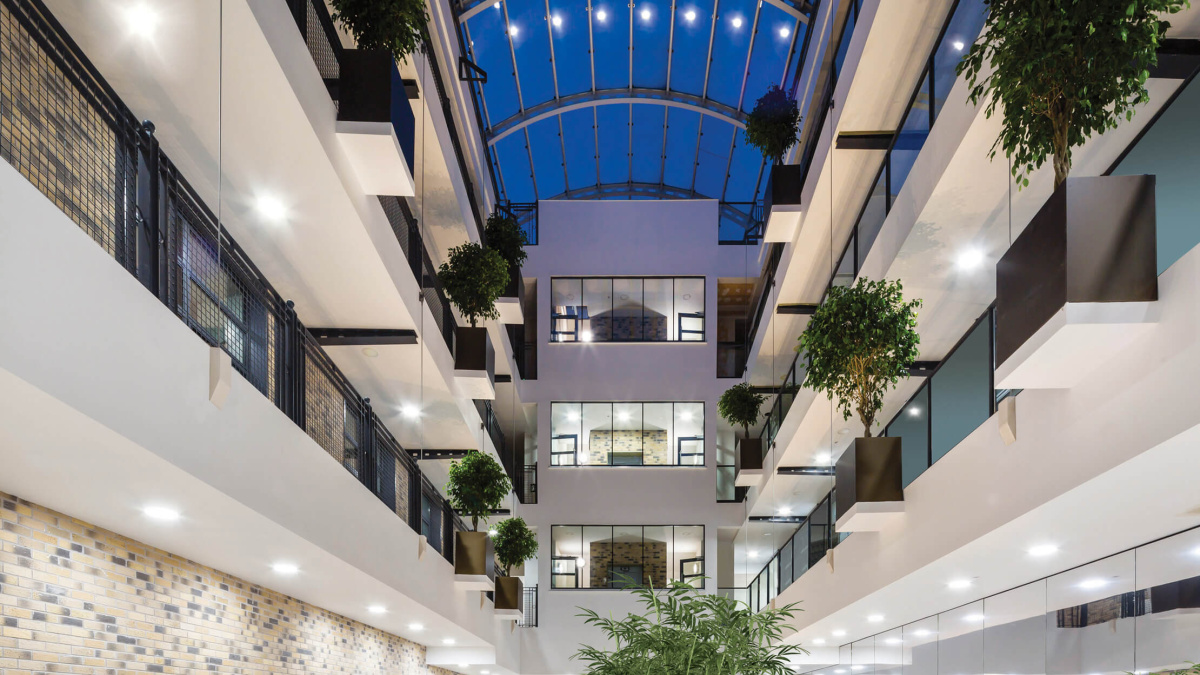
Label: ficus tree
xmin=718 ymin=382 xmax=766 ymax=439
xmin=492 ymin=516 xmax=538 ymax=576
xmin=744 ymin=84 xmax=801 ymax=165
xmin=446 ymin=451 xmax=511 ymax=531
xmin=484 ymin=210 xmax=529 ymax=277
xmin=328 ymin=0 xmax=429 ymax=62
xmin=956 ymin=0 xmax=1188 ymax=189
xmin=576 ymin=580 xmax=807 ymax=675
xmin=437 ymin=242 xmax=508 ymax=327
xmin=798 ymin=279 xmax=921 ymax=437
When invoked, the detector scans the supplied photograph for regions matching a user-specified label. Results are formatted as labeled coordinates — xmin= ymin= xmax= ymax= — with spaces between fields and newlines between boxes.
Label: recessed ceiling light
xmin=488 ymin=528 xmax=499 ymax=537
xmin=867 ymin=614 xmax=884 ymax=623
xmin=581 ymin=330 xmax=594 ymax=342
xmin=640 ymin=7 xmax=651 ymax=20
xmin=1191 ymin=545 xmax=1200 ymax=558
xmin=952 ymin=40 xmax=965 ymax=51
xmin=908 ymin=406 xmax=921 ymax=417
xmin=684 ymin=8 xmax=696 ymax=21
xmin=777 ymin=506 xmax=791 ymax=516
xmin=596 ymin=8 xmax=607 ymax=21
xmin=831 ymin=629 xmax=846 ymax=637
xmin=402 ymin=405 xmax=420 ymax=419
xmin=947 ymin=578 xmax=973 ymax=590
xmin=815 ymin=452 xmax=832 ymax=463
xmin=835 ymin=670 xmax=847 ymax=674
xmin=913 ymin=628 xmax=933 ymax=637
xmin=493 ymin=0 xmax=500 ymax=8
xmin=567 ymin=410 xmax=581 ymax=422
xmin=779 ymin=26 xmax=790 ymax=38
xmin=885 ymin=637 xmax=902 ymax=645
xmin=1078 ymin=578 xmax=1109 ymax=590
xmin=142 ymin=505 xmax=181 ymax=522
xmin=617 ymin=411 xmax=631 ymax=422
xmin=963 ymin=613 xmax=985 ymax=622
xmin=443 ymin=638 xmax=456 ymax=645
xmin=124 ymin=4 xmax=159 ymax=39
xmin=681 ymin=411 xmax=694 ymax=421
xmin=408 ymin=623 xmax=425 ymax=631
xmin=368 ymin=605 xmax=387 ymax=614
xmin=748 ymin=550 xmax=759 ymax=559
xmin=1028 ymin=544 xmax=1059 ymax=558
xmin=255 ymin=195 xmax=287 ymax=223
xmin=956 ymin=247 xmax=985 ymax=271
xmin=552 ymin=14 xmax=562 ymax=27
xmin=731 ymin=16 xmax=743 ymax=28
xmin=362 ymin=347 xmax=379 ymax=358
xmin=271 ymin=562 xmax=299 ymax=576
xmin=507 ymin=24 xmax=519 ymax=37
xmin=812 ymin=638 xmax=825 ymax=645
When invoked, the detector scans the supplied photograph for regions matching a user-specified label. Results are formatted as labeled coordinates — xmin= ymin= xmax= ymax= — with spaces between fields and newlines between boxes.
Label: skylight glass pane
xmin=466 ymin=10 xmax=522 ymax=124
xmin=741 ymin=5 xmax=795 ymax=112
xmin=592 ymin=1 xmax=630 ymax=90
xmin=669 ymin=0 xmax=716 ymax=95
xmin=527 ymin=117 xmax=567 ymax=198
xmin=561 ymin=108 xmax=598 ymax=191
xmin=694 ymin=118 xmax=734 ymax=198
xmin=509 ymin=0 xmax=556 ymax=107
xmin=663 ymin=109 xmax=700 ymax=191
xmin=549 ymin=2 xmax=592 ymax=97
xmin=706 ymin=0 xmax=754 ymax=108
xmin=632 ymin=0 xmax=670 ymax=89
xmin=630 ymin=104 xmax=666 ymax=185
xmin=780 ymin=18 xmax=810 ymax=87
xmin=495 ymin=133 xmax=536 ymax=202
xmin=597 ymin=105 xmax=630 ymax=185
xmin=724 ymin=140 xmax=765 ymax=202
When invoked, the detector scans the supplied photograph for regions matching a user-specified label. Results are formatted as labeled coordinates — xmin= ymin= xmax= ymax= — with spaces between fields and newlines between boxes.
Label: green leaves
xmin=446 ymin=451 xmax=511 ymax=531
xmin=492 ymin=516 xmax=538 ymax=575
xmin=744 ymin=85 xmax=802 ymax=165
xmin=797 ymin=278 xmax=921 ymax=436
xmin=718 ymin=383 xmax=767 ymax=437
xmin=437 ymin=242 xmax=508 ymax=327
xmin=329 ymin=0 xmax=428 ymax=63
xmin=956 ymin=0 xmax=1188 ymax=188
xmin=484 ymin=210 xmax=529 ymax=274
xmin=574 ymin=581 xmax=808 ymax=675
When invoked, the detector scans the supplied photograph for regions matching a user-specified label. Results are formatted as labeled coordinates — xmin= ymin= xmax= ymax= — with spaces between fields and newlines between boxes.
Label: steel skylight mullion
xmin=689 ymin=115 xmax=704 ymax=193
xmin=779 ymin=15 xmax=800 ymax=85
xmin=700 ymin=0 xmax=720 ymax=99
xmin=718 ymin=130 xmax=736 ymax=201
xmin=627 ymin=102 xmax=634 ymax=188
xmin=588 ymin=0 xmax=600 ymax=189
xmin=458 ymin=0 xmax=500 ymax=23
xmin=735 ymin=0 xmax=763 ymax=112
xmin=501 ymin=0 xmax=526 ymax=112
xmin=544 ymin=0 xmax=570 ymax=191
xmin=524 ymin=127 xmax=541 ymax=197
xmin=659 ymin=0 xmax=678 ymax=185
xmin=461 ymin=22 xmax=494 ymax=131
xmin=628 ymin=0 xmax=634 ymax=90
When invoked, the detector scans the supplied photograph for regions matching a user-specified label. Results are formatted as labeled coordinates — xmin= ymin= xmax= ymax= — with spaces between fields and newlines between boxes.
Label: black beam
xmin=908 ymin=360 xmax=939 ymax=376
xmin=777 ymin=303 xmax=819 ymax=315
xmin=495 ymin=374 xmax=513 ymax=383
xmin=410 ymin=449 xmax=475 ymax=460
xmin=836 ymin=131 xmax=894 ymax=150
xmin=457 ymin=509 xmax=511 ymax=516
xmin=308 ymin=328 xmax=418 ymax=346
xmin=1151 ymin=39 xmax=1200 ymax=80
xmin=777 ymin=466 xmax=835 ymax=476
xmin=749 ymin=515 xmax=808 ymax=523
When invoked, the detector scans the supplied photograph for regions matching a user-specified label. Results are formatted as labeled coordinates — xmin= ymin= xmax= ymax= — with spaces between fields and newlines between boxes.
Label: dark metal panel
xmin=308 ymin=328 xmax=419 ymax=346
xmin=835 ymin=131 xmax=895 ymax=150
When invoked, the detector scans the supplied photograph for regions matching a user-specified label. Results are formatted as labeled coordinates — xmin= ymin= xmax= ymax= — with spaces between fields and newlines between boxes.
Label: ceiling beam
xmin=776 ymin=303 xmax=819 ymax=314
xmin=836 ymin=131 xmax=895 ymax=150
xmin=776 ymin=466 xmax=834 ymax=476
xmin=749 ymin=515 xmax=808 ymax=523
xmin=308 ymin=328 xmax=419 ymax=346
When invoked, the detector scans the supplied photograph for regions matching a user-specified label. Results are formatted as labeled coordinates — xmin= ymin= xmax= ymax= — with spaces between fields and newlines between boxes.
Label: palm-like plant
xmin=576 ymin=580 xmax=807 ymax=675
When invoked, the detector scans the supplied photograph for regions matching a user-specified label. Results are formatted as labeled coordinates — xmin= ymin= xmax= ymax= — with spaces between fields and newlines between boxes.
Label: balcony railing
xmin=0 ymin=0 xmax=468 ymax=564
xmin=517 ymin=584 xmax=539 ymax=627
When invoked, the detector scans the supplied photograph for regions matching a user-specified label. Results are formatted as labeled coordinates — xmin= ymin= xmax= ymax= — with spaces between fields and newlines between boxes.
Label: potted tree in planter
xmin=576 ymin=580 xmax=807 ymax=674
xmin=491 ymin=516 xmax=538 ymax=619
xmin=957 ymin=0 xmax=1185 ymax=386
xmin=328 ymin=0 xmax=428 ymax=196
xmin=745 ymin=84 xmax=803 ymax=242
xmin=438 ymin=242 xmax=508 ymax=399
xmin=446 ymin=451 xmax=512 ymax=590
xmin=485 ymin=210 xmax=529 ymax=325
xmin=719 ymin=382 xmax=767 ymax=487
xmin=798 ymin=278 xmax=921 ymax=532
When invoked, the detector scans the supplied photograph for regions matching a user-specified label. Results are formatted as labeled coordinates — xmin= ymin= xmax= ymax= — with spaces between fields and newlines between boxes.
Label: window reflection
xmin=550 ymin=525 xmax=705 ymax=588
xmin=550 ymin=401 xmax=705 ymax=466
xmin=551 ymin=277 xmax=705 ymax=342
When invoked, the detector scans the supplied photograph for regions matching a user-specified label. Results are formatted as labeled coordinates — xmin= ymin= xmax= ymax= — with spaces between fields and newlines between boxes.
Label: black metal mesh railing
xmin=518 ymin=584 xmax=538 ymax=627
xmin=0 ymin=0 xmax=467 ymax=570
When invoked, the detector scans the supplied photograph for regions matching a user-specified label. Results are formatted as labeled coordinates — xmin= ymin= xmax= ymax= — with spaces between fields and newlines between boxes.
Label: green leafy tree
xmin=744 ymin=85 xmax=801 ymax=165
xmin=798 ymin=279 xmax=921 ymax=437
xmin=437 ymin=242 xmax=508 ymax=327
xmin=576 ymin=580 xmax=807 ymax=675
xmin=492 ymin=517 xmax=538 ymax=575
xmin=329 ymin=0 xmax=429 ymax=62
xmin=446 ymin=451 xmax=511 ymax=531
xmin=956 ymin=0 xmax=1188 ymax=189
xmin=718 ymin=382 xmax=767 ymax=439
xmin=485 ymin=211 xmax=529 ymax=275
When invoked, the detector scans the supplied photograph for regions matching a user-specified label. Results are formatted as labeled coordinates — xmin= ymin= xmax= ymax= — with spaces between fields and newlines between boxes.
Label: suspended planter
xmin=492 ymin=517 xmax=536 ymax=619
xmin=439 ymin=243 xmax=508 ymax=399
xmin=447 ymin=452 xmax=511 ymax=591
xmin=719 ymin=383 xmax=767 ymax=487
xmin=485 ymin=210 xmax=529 ymax=325
xmin=335 ymin=49 xmax=417 ymax=196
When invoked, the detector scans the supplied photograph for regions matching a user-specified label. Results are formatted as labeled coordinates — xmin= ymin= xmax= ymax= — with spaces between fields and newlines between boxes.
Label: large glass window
xmin=550 ymin=525 xmax=705 ymax=589
xmin=551 ymin=277 xmax=705 ymax=342
xmin=550 ymin=402 xmax=705 ymax=466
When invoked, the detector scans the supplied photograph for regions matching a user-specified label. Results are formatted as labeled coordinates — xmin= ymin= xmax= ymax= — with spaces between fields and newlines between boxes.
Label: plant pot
xmin=734 ymin=438 xmax=763 ymax=487
xmin=496 ymin=266 xmax=525 ymax=325
xmin=454 ymin=326 xmax=496 ymax=399
xmin=834 ymin=436 xmax=903 ymax=533
xmin=335 ymin=49 xmax=416 ymax=196
xmin=494 ymin=576 xmax=523 ymax=619
xmin=454 ymin=531 xmax=495 ymax=591
xmin=763 ymin=164 xmax=804 ymax=242
xmin=995 ymin=175 xmax=1159 ymax=389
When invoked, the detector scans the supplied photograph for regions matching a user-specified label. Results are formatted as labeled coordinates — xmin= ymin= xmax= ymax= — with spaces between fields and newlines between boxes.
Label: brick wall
xmin=0 ymin=491 xmax=456 ymax=675
xmin=587 ymin=541 xmax=668 ymax=588
xmin=586 ymin=430 xmax=669 ymax=464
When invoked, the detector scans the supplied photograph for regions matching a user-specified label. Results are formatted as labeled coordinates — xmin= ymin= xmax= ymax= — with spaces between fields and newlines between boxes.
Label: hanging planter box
xmin=494 ymin=576 xmax=523 ymax=619
xmin=763 ymin=164 xmax=804 ymax=242
xmin=335 ymin=49 xmax=417 ymax=196
xmin=454 ymin=531 xmax=495 ymax=591
xmin=496 ymin=268 xmax=525 ymax=325
xmin=734 ymin=437 xmax=764 ymax=487
xmin=454 ymin=326 xmax=496 ymax=399
xmin=835 ymin=437 xmax=904 ymax=532
xmin=994 ymin=176 xmax=1159 ymax=389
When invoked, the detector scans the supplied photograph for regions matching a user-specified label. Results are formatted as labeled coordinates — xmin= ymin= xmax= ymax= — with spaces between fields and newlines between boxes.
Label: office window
xmin=551 ymin=277 xmax=705 ymax=342
xmin=550 ymin=525 xmax=705 ymax=589
xmin=550 ymin=402 xmax=704 ymax=466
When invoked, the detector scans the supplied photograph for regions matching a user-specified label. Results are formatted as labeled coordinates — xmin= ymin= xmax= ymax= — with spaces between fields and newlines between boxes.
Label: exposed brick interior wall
xmin=586 ymin=430 xmax=669 ymax=465
xmin=588 ymin=540 xmax=667 ymax=588
xmin=0 ymin=492 xmax=456 ymax=675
